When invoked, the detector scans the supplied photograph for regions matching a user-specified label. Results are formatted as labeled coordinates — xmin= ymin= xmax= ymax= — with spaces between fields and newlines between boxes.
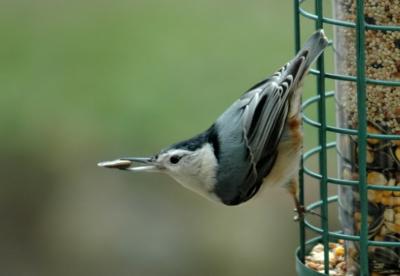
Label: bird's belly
xmin=262 ymin=140 xmax=301 ymax=188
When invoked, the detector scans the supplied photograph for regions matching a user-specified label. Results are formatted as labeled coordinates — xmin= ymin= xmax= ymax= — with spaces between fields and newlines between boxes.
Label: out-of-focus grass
xmin=0 ymin=1 xmax=337 ymax=275
xmin=0 ymin=0 xmax=297 ymax=153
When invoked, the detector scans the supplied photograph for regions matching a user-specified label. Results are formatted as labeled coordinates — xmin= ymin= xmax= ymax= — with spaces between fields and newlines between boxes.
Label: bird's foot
xmin=291 ymin=191 xmax=321 ymax=221
xmin=293 ymin=205 xmax=321 ymax=221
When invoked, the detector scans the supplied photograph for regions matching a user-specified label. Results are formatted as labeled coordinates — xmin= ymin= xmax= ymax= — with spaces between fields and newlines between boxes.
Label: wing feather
xmin=237 ymin=73 xmax=295 ymax=199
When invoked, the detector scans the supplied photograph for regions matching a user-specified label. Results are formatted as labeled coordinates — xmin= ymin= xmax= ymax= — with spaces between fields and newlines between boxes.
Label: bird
xmin=98 ymin=30 xmax=329 ymax=217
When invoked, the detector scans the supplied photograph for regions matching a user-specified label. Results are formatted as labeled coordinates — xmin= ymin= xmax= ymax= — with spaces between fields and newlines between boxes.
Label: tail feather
xmin=284 ymin=29 xmax=329 ymax=117
xmin=284 ymin=29 xmax=329 ymax=88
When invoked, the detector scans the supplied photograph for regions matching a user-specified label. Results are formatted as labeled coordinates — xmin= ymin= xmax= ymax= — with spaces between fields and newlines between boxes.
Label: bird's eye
xmin=169 ymin=155 xmax=181 ymax=164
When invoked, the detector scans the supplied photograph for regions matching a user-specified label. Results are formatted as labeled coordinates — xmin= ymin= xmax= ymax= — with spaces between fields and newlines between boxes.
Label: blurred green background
xmin=0 ymin=0 xmax=338 ymax=275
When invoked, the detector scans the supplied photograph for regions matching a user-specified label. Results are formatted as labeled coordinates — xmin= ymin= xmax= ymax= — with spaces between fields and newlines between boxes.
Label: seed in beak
xmin=97 ymin=159 xmax=132 ymax=169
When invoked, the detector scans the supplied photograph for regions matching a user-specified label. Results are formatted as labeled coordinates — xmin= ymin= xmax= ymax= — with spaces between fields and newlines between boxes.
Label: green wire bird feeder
xmin=294 ymin=0 xmax=400 ymax=275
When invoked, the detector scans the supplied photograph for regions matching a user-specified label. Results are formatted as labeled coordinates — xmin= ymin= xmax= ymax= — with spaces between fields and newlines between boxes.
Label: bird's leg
xmin=288 ymin=179 xmax=305 ymax=221
xmin=288 ymin=178 xmax=320 ymax=221
xmin=292 ymin=194 xmax=305 ymax=221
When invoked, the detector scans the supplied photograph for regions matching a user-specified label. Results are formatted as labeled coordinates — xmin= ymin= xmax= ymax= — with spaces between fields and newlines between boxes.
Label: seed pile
xmin=335 ymin=0 xmax=400 ymax=133
xmin=305 ymin=241 xmax=346 ymax=275
xmin=334 ymin=0 xmax=400 ymax=274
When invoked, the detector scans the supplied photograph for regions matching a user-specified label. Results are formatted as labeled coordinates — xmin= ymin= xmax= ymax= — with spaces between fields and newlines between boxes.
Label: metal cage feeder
xmin=294 ymin=0 xmax=400 ymax=275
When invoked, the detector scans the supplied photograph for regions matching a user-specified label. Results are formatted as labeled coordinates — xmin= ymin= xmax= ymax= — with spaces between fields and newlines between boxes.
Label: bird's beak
xmin=97 ymin=157 xmax=161 ymax=172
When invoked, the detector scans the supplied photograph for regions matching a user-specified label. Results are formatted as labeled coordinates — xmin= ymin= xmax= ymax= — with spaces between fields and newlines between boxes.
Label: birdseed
xmin=334 ymin=0 xmax=400 ymax=275
xmin=334 ymin=0 xmax=400 ymax=274
xmin=305 ymin=241 xmax=346 ymax=276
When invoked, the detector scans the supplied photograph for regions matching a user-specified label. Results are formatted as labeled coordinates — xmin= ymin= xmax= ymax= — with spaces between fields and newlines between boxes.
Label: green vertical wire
xmin=314 ymin=0 xmax=329 ymax=274
xmin=355 ymin=0 xmax=369 ymax=275
xmin=294 ymin=0 xmax=301 ymax=52
xmin=293 ymin=0 xmax=305 ymax=263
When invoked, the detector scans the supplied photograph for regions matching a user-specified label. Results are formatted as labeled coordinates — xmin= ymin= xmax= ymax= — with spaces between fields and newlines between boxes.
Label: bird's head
xmin=98 ymin=142 xmax=220 ymax=202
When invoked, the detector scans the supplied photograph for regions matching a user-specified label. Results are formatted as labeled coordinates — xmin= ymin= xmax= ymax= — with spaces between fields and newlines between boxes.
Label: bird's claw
xmin=292 ymin=206 xmax=321 ymax=221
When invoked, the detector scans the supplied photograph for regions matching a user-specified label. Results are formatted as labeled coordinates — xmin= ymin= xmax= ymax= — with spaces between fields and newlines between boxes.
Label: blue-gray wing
xmin=238 ymin=74 xmax=293 ymax=200
xmin=214 ymin=56 xmax=308 ymax=205
xmin=213 ymin=72 xmax=295 ymax=205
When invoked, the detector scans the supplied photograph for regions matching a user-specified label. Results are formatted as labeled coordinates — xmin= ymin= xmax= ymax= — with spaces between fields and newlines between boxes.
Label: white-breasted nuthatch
xmin=98 ymin=30 xmax=328 ymax=215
